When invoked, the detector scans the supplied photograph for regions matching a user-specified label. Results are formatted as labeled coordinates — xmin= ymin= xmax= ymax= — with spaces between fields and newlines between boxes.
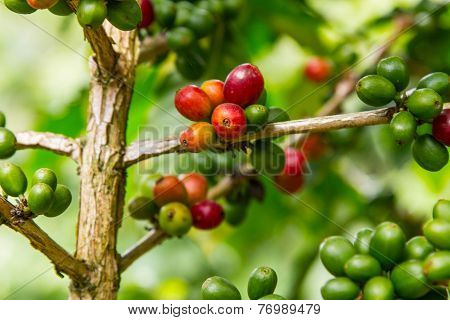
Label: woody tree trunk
xmin=69 ymin=27 xmax=138 ymax=300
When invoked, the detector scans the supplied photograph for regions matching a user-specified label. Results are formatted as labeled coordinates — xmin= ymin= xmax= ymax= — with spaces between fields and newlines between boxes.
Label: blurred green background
xmin=0 ymin=0 xmax=449 ymax=300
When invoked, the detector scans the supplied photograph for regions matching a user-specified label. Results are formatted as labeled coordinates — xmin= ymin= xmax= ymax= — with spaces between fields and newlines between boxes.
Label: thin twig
xmin=15 ymin=131 xmax=81 ymax=163
xmin=138 ymin=33 xmax=169 ymax=64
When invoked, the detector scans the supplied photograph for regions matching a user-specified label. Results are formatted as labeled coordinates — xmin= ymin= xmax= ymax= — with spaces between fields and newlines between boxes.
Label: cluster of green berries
xmin=0 ymin=112 xmax=17 ymax=160
xmin=0 ymin=163 xmax=72 ymax=218
xmin=5 ymin=0 xmax=145 ymax=31
xmin=320 ymin=199 xmax=450 ymax=300
xmin=201 ymin=266 xmax=286 ymax=300
xmin=356 ymin=56 xmax=449 ymax=172
xmin=154 ymin=0 xmax=242 ymax=79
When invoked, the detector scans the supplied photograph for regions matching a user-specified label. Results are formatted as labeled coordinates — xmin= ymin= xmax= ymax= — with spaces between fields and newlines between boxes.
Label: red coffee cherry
xmin=211 ymin=103 xmax=247 ymax=140
xmin=301 ymin=134 xmax=327 ymax=160
xmin=283 ymin=148 xmax=306 ymax=175
xmin=201 ymin=80 xmax=225 ymax=107
xmin=190 ymin=200 xmax=224 ymax=229
xmin=274 ymin=172 xmax=304 ymax=194
xmin=139 ymin=0 xmax=155 ymax=29
xmin=224 ymin=63 xmax=264 ymax=107
xmin=179 ymin=173 xmax=209 ymax=206
xmin=274 ymin=148 xmax=305 ymax=193
xmin=180 ymin=122 xmax=217 ymax=152
xmin=175 ymin=85 xmax=213 ymax=121
xmin=432 ymin=109 xmax=450 ymax=146
xmin=153 ymin=176 xmax=188 ymax=207
xmin=27 ymin=0 xmax=58 ymax=9
xmin=304 ymin=57 xmax=332 ymax=83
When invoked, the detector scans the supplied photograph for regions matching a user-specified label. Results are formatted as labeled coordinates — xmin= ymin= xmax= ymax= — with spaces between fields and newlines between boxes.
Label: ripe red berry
xmin=27 ymin=0 xmax=58 ymax=9
xmin=283 ymin=148 xmax=306 ymax=176
xmin=201 ymin=80 xmax=225 ymax=107
xmin=274 ymin=172 xmax=304 ymax=194
xmin=153 ymin=176 xmax=188 ymax=207
xmin=301 ymin=134 xmax=327 ymax=160
xmin=179 ymin=173 xmax=209 ymax=206
xmin=224 ymin=63 xmax=264 ymax=107
xmin=274 ymin=148 xmax=305 ymax=193
xmin=175 ymin=85 xmax=213 ymax=121
xmin=180 ymin=122 xmax=217 ymax=152
xmin=211 ymin=103 xmax=247 ymax=140
xmin=139 ymin=0 xmax=155 ymax=29
xmin=432 ymin=109 xmax=450 ymax=146
xmin=304 ymin=57 xmax=332 ymax=83
xmin=190 ymin=200 xmax=224 ymax=230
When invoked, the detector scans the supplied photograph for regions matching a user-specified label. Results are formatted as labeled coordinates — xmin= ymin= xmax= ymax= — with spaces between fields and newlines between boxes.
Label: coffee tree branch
xmin=15 ymin=131 xmax=81 ymax=163
xmin=138 ymin=33 xmax=169 ymax=64
xmin=0 ymin=197 xmax=89 ymax=284
xmin=124 ymin=106 xmax=398 ymax=167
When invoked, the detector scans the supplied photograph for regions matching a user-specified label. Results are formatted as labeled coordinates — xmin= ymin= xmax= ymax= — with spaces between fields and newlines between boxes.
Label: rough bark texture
xmin=69 ymin=28 xmax=138 ymax=300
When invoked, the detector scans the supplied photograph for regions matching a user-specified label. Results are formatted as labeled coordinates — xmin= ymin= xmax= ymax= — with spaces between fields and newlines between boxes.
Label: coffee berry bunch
xmin=356 ymin=56 xmax=449 ymax=172
xmin=201 ymin=266 xmax=286 ymax=300
xmin=176 ymin=63 xmax=309 ymax=194
xmin=319 ymin=199 xmax=450 ymax=300
xmin=128 ymin=172 xmax=226 ymax=236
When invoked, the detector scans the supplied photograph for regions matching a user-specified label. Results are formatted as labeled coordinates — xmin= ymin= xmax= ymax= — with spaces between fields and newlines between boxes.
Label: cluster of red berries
xmin=128 ymin=172 xmax=224 ymax=236
xmin=177 ymin=63 xmax=267 ymax=152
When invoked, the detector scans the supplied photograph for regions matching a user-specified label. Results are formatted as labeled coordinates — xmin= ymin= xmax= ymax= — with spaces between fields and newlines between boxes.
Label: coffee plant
xmin=0 ymin=0 xmax=448 ymax=300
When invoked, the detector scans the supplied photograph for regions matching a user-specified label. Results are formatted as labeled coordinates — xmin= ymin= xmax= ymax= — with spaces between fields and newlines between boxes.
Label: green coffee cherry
xmin=77 ymin=0 xmax=107 ymax=28
xmin=158 ymin=202 xmax=192 ymax=237
xmin=250 ymin=140 xmax=285 ymax=176
xmin=174 ymin=1 xmax=194 ymax=26
xmin=389 ymin=111 xmax=417 ymax=145
xmin=405 ymin=236 xmax=434 ymax=260
xmin=175 ymin=49 xmax=207 ymax=80
xmin=423 ymin=218 xmax=450 ymax=250
xmin=32 ymin=168 xmax=57 ymax=191
xmin=198 ymin=0 xmax=224 ymax=16
xmin=4 ymin=0 xmax=36 ymax=14
xmin=416 ymin=123 xmax=433 ymax=136
xmin=356 ymin=75 xmax=397 ymax=107
xmin=127 ymin=196 xmax=158 ymax=220
xmin=245 ymin=104 xmax=269 ymax=131
xmin=45 ymin=184 xmax=72 ymax=217
xmin=354 ymin=228 xmax=373 ymax=254
xmin=139 ymin=173 xmax=163 ymax=199
xmin=412 ymin=135 xmax=449 ymax=172
xmin=406 ymin=88 xmax=443 ymax=121
xmin=423 ymin=251 xmax=450 ymax=281
xmin=344 ymin=254 xmax=381 ymax=282
xmin=321 ymin=277 xmax=360 ymax=300
xmin=319 ymin=236 xmax=356 ymax=276
xmin=28 ymin=183 xmax=54 ymax=215
xmin=433 ymin=199 xmax=450 ymax=222
xmin=0 ymin=112 xmax=5 ymax=127
xmin=391 ymin=260 xmax=430 ymax=299
xmin=369 ymin=222 xmax=406 ymax=270
xmin=258 ymin=294 xmax=286 ymax=300
xmin=247 ymin=267 xmax=278 ymax=300
xmin=0 ymin=162 xmax=27 ymax=197
xmin=224 ymin=202 xmax=247 ymax=226
xmin=202 ymin=276 xmax=241 ymax=300
xmin=417 ymin=72 xmax=449 ymax=96
xmin=155 ymin=0 xmax=177 ymax=28
xmin=188 ymin=8 xmax=215 ymax=37
xmin=363 ymin=276 xmax=395 ymax=300
xmin=167 ymin=27 xmax=195 ymax=51
xmin=0 ymin=128 xmax=17 ymax=159
xmin=106 ymin=0 xmax=142 ymax=31
xmin=49 ymin=0 xmax=73 ymax=16
xmin=267 ymin=107 xmax=290 ymax=123
xmin=376 ymin=56 xmax=409 ymax=91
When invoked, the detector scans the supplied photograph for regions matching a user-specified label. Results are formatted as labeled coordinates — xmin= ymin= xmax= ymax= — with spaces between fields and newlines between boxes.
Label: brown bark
xmin=69 ymin=28 xmax=138 ymax=300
